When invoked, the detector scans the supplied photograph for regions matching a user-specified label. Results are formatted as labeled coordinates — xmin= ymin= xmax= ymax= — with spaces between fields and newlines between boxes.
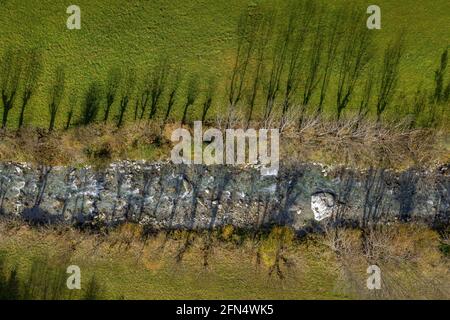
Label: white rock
xmin=311 ymin=192 xmax=335 ymax=221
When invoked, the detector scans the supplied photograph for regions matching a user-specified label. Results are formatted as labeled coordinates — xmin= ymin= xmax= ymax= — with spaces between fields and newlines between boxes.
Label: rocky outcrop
xmin=0 ymin=161 xmax=448 ymax=230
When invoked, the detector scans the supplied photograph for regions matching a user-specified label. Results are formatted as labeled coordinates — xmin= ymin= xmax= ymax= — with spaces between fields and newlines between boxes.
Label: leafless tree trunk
xmin=18 ymin=49 xmax=42 ymax=128
xmin=263 ymin=7 xmax=293 ymax=125
xmin=409 ymin=87 xmax=427 ymax=129
xmin=181 ymin=75 xmax=199 ymax=126
xmin=301 ymin=13 xmax=324 ymax=107
xmin=375 ymin=35 xmax=404 ymax=123
xmin=81 ymin=82 xmax=102 ymax=126
xmin=433 ymin=49 xmax=448 ymax=103
xmin=133 ymin=77 xmax=148 ymax=121
xmin=245 ymin=9 xmax=274 ymax=129
xmin=104 ymin=67 xmax=121 ymax=123
xmin=357 ymin=70 xmax=375 ymax=123
xmin=227 ymin=8 xmax=261 ymax=128
xmin=48 ymin=66 xmax=65 ymax=131
xmin=117 ymin=68 xmax=136 ymax=128
xmin=65 ymin=94 xmax=77 ymax=130
xmin=336 ymin=10 xmax=373 ymax=120
xmin=148 ymin=59 xmax=169 ymax=120
xmin=162 ymin=70 xmax=182 ymax=128
xmin=0 ymin=49 xmax=22 ymax=129
xmin=280 ymin=0 xmax=316 ymax=128
xmin=317 ymin=8 xmax=343 ymax=115
xmin=201 ymin=75 xmax=217 ymax=123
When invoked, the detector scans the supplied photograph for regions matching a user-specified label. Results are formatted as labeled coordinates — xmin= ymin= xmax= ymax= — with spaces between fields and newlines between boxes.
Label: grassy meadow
xmin=0 ymin=221 xmax=448 ymax=300
xmin=0 ymin=0 xmax=449 ymax=301
xmin=0 ymin=0 xmax=449 ymax=128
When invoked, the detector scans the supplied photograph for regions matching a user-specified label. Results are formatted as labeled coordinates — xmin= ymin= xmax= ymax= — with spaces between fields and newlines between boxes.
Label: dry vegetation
xmin=0 ymin=118 xmax=448 ymax=171
xmin=0 ymin=219 xmax=448 ymax=299
xmin=0 ymin=122 xmax=167 ymax=167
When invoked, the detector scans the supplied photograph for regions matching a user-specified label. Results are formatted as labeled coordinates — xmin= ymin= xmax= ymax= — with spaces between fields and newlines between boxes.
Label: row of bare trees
xmin=0 ymin=49 xmax=217 ymax=131
xmin=0 ymin=49 xmax=42 ymax=129
xmin=225 ymin=1 xmax=409 ymax=129
xmin=0 ymin=1 xmax=447 ymax=131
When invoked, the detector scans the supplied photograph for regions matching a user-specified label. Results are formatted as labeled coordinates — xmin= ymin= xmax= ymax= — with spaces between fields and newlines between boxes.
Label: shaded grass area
xmin=0 ymin=223 xmax=344 ymax=299
xmin=0 ymin=0 xmax=449 ymax=127
xmin=0 ymin=221 xmax=448 ymax=299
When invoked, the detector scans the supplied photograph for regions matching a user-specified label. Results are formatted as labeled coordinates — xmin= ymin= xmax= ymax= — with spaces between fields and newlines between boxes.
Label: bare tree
xmin=245 ymin=9 xmax=274 ymax=129
xmin=301 ymin=13 xmax=324 ymax=108
xmin=201 ymin=75 xmax=217 ymax=123
xmin=0 ymin=49 xmax=22 ymax=129
xmin=317 ymin=8 xmax=343 ymax=114
xmin=148 ymin=59 xmax=169 ymax=120
xmin=104 ymin=67 xmax=121 ymax=123
xmin=18 ymin=49 xmax=42 ymax=128
xmin=409 ymin=86 xmax=427 ymax=129
xmin=375 ymin=35 xmax=404 ymax=122
xmin=181 ymin=75 xmax=200 ymax=126
xmin=357 ymin=71 xmax=375 ymax=122
xmin=280 ymin=0 xmax=316 ymax=127
xmin=65 ymin=94 xmax=77 ymax=130
xmin=227 ymin=8 xmax=262 ymax=127
xmin=162 ymin=69 xmax=182 ymax=128
xmin=335 ymin=10 xmax=373 ymax=120
xmin=433 ymin=48 xmax=448 ymax=103
xmin=48 ymin=66 xmax=65 ymax=131
xmin=117 ymin=68 xmax=136 ymax=128
xmin=133 ymin=96 xmax=140 ymax=121
xmin=263 ymin=7 xmax=292 ymax=124
xmin=135 ymin=76 xmax=150 ymax=120
xmin=444 ymin=82 xmax=450 ymax=103
xmin=81 ymin=82 xmax=102 ymax=126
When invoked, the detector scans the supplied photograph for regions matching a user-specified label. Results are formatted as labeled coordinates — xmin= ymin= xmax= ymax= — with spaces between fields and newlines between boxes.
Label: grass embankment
xmin=0 ymin=120 xmax=448 ymax=171
xmin=0 ymin=221 xmax=448 ymax=299
xmin=0 ymin=0 xmax=449 ymax=128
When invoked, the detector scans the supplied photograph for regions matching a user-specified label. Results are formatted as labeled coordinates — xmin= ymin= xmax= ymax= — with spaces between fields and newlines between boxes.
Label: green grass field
xmin=0 ymin=222 xmax=448 ymax=299
xmin=0 ymin=0 xmax=449 ymax=128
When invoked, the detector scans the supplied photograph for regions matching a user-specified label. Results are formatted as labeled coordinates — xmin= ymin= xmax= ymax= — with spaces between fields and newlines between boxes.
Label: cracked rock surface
xmin=0 ymin=161 xmax=448 ymax=230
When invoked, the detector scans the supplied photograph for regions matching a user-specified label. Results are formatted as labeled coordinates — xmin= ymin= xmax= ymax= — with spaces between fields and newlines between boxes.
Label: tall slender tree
xmin=433 ymin=48 xmax=448 ymax=103
xmin=0 ymin=49 xmax=22 ymax=129
xmin=280 ymin=0 xmax=315 ymax=126
xmin=375 ymin=35 xmax=404 ymax=122
xmin=317 ymin=8 xmax=343 ymax=115
xmin=18 ymin=49 xmax=42 ymax=128
xmin=181 ymin=75 xmax=199 ymax=126
xmin=148 ymin=59 xmax=169 ymax=120
xmin=201 ymin=75 xmax=217 ymax=123
xmin=301 ymin=13 xmax=324 ymax=107
xmin=263 ymin=7 xmax=293 ymax=124
xmin=162 ymin=69 xmax=182 ymax=128
xmin=227 ymin=7 xmax=262 ymax=127
xmin=335 ymin=9 xmax=373 ymax=120
xmin=245 ymin=9 xmax=274 ymax=129
xmin=104 ymin=67 xmax=121 ymax=123
xmin=48 ymin=66 xmax=65 ymax=131
xmin=81 ymin=82 xmax=102 ymax=126
xmin=117 ymin=68 xmax=136 ymax=128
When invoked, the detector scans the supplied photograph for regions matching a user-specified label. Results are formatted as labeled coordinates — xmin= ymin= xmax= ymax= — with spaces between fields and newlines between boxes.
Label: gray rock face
xmin=0 ymin=161 xmax=448 ymax=230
